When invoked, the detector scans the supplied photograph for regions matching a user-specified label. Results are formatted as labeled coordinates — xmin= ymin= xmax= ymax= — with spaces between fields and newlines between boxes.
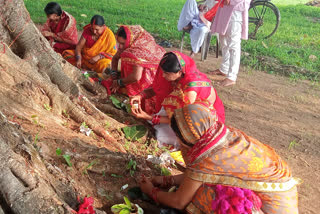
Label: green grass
xmin=272 ymin=0 xmax=310 ymax=5
xmin=24 ymin=0 xmax=320 ymax=81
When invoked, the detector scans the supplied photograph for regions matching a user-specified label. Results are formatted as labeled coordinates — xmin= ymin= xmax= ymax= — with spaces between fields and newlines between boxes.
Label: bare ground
xmin=3 ymin=48 xmax=320 ymax=214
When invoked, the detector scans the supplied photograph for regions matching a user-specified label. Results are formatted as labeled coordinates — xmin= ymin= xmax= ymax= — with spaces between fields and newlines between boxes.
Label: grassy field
xmin=24 ymin=0 xmax=320 ymax=81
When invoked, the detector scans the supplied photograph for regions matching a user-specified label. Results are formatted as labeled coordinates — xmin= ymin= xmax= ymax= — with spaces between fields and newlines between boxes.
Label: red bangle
xmin=162 ymin=176 xmax=174 ymax=187
xmin=151 ymin=115 xmax=160 ymax=125
xmin=151 ymin=187 xmax=160 ymax=203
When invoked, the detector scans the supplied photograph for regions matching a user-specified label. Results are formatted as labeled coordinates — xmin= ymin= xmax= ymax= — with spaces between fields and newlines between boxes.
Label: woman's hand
xmin=42 ymin=31 xmax=54 ymax=37
xmin=130 ymin=94 xmax=142 ymax=106
xmin=131 ymin=105 xmax=152 ymax=120
xmin=89 ymin=55 xmax=101 ymax=64
xmin=151 ymin=176 xmax=163 ymax=187
xmin=110 ymin=80 xmax=120 ymax=93
xmin=139 ymin=175 xmax=154 ymax=196
xmin=76 ymin=59 xmax=81 ymax=68
xmin=224 ymin=0 xmax=230 ymax=5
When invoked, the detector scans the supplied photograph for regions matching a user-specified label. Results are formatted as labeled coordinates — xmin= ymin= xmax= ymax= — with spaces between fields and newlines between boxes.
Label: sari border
xmin=186 ymin=170 xmax=301 ymax=192
xmin=185 ymin=202 xmax=204 ymax=214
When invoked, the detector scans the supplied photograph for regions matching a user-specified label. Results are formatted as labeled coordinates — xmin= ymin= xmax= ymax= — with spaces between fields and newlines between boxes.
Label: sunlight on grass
xmin=273 ymin=0 xmax=310 ymax=5
xmin=24 ymin=0 xmax=320 ymax=81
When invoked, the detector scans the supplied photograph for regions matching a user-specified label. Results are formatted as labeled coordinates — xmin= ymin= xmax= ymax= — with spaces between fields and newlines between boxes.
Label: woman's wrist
xmin=151 ymin=115 xmax=161 ymax=125
xmin=75 ymin=55 xmax=81 ymax=61
xmin=117 ymin=79 xmax=125 ymax=87
xmin=99 ymin=53 xmax=105 ymax=60
xmin=151 ymin=187 xmax=160 ymax=203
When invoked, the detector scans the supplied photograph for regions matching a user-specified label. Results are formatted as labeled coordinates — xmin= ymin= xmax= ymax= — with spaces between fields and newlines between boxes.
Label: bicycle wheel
xmin=248 ymin=1 xmax=280 ymax=40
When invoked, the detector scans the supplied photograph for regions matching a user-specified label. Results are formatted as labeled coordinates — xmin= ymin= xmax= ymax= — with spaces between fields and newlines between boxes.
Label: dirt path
xmin=191 ymin=51 xmax=320 ymax=214
xmin=9 ymin=40 xmax=319 ymax=213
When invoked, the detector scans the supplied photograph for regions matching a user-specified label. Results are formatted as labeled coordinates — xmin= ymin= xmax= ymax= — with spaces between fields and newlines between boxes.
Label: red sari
xmin=118 ymin=25 xmax=166 ymax=114
xmin=42 ymin=11 xmax=78 ymax=54
xmin=152 ymin=51 xmax=225 ymax=123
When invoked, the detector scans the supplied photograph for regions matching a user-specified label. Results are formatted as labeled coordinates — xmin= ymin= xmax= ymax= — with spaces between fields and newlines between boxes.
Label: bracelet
xmin=75 ymin=55 xmax=81 ymax=60
xmin=151 ymin=115 xmax=161 ymax=125
xmin=151 ymin=187 xmax=160 ymax=203
xmin=162 ymin=176 xmax=175 ymax=188
xmin=99 ymin=53 xmax=104 ymax=60
xmin=117 ymin=79 xmax=125 ymax=87
xmin=110 ymin=69 xmax=119 ymax=79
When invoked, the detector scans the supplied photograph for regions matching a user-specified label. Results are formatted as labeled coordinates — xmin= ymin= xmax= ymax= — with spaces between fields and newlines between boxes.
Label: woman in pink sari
xmin=131 ymin=51 xmax=225 ymax=149
xmin=108 ymin=25 xmax=166 ymax=114
xmin=41 ymin=2 xmax=78 ymax=54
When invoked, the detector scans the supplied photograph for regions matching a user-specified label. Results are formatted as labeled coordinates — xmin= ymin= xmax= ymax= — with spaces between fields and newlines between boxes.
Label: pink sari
xmin=42 ymin=11 xmax=78 ymax=54
xmin=152 ymin=51 xmax=225 ymax=123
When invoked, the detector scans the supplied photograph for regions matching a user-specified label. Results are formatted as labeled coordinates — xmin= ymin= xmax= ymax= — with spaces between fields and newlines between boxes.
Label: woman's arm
xmin=75 ymin=36 xmax=86 ymax=68
xmin=53 ymin=35 xmax=75 ymax=45
xmin=151 ymin=174 xmax=185 ymax=187
xmin=184 ymin=87 xmax=216 ymax=104
xmin=141 ymin=175 xmax=202 ymax=210
xmin=121 ymin=65 xmax=143 ymax=85
xmin=111 ymin=52 xmax=121 ymax=71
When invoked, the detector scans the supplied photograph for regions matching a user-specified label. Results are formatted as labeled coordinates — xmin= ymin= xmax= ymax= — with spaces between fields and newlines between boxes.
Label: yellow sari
xmin=63 ymin=25 xmax=117 ymax=73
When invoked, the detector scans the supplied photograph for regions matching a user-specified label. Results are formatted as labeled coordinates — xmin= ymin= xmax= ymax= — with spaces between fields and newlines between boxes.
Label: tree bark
xmin=0 ymin=0 xmax=147 ymax=213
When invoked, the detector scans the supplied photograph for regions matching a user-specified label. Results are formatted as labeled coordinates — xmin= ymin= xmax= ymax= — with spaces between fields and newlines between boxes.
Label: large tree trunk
xmin=0 ymin=0 xmax=156 ymax=213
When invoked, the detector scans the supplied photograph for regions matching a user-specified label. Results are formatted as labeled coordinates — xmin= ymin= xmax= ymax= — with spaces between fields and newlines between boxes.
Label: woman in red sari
xmin=108 ymin=25 xmax=166 ymax=114
xmin=41 ymin=2 xmax=78 ymax=54
xmin=131 ymin=51 xmax=225 ymax=149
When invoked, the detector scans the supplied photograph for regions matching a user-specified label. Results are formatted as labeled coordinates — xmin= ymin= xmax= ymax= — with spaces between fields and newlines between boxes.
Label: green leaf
xmin=34 ymin=132 xmax=40 ymax=145
xmin=83 ymin=159 xmax=98 ymax=174
xmin=63 ymin=154 xmax=72 ymax=167
xmin=161 ymin=167 xmax=171 ymax=176
xmin=123 ymin=196 xmax=132 ymax=209
xmin=56 ymin=148 xmax=62 ymax=156
xmin=31 ymin=115 xmax=37 ymax=118
xmin=111 ymin=173 xmax=123 ymax=178
xmin=111 ymin=204 xmax=130 ymax=213
xmin=122 ymin=125 xmax=147 ymax=141
xmin=43 ymin=104 xmax=52 ymax=111
xmin=109 ymin=95 xmax=122 ymax=109
xmin=119 ymin=208 xmax=131 ymax=214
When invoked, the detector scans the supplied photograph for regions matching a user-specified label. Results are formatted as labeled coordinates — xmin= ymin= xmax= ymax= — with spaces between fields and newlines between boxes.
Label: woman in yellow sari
xmin=63 ymin=15 xmax=117 ymax=74
xmin=139 ymin=104 xmax=300 ymax=214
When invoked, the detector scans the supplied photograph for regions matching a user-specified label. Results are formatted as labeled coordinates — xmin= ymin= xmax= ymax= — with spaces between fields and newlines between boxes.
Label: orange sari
xmin=63 ymin=25 xmax=117 ymax=73
xmin=173 ymin=104 xmax=300 ymax=214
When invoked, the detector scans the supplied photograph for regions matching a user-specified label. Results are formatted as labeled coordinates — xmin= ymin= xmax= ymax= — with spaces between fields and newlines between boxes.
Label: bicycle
xmin=248 ymin=0 xmax=281 ymax=39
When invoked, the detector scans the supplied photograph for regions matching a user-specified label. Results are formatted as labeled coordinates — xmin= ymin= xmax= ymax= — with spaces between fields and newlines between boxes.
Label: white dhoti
xmin=178 ymin=0 xmax=209 ymax=53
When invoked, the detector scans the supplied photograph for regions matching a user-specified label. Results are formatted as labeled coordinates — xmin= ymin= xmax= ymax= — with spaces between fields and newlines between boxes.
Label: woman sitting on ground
xmin=108 ymin=25 xmax=166 ymax=114
xmin=131 ymin=51 xmax=225 ymax=149
xmin=41 ymin=2 xmax=78 ymax=54
xmin=63 ymin=15 xmax=117 ymax=76
xmin=139 ymin=104 xmax=300 ymax=214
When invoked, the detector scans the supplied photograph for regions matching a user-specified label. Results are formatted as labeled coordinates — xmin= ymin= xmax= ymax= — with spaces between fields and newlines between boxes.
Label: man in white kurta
xmin=211 ymin=0 xmax=251 ymax=86
xmin=178 ymin=0 xmax=214 ymax=57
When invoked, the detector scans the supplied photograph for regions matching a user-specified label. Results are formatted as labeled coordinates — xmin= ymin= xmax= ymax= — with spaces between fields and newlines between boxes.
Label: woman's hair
xmin=171 ymin=116 xmax=193 ymax=147
xmin=117 ymin=27 xmax=127 ymax=39
xmin=44 ymin=2 xmax=62 ymax=16
xmin=90 ymin=15 xmax=105 ymax=26
xmin=160 ymin=53 xmax=181 ymax=73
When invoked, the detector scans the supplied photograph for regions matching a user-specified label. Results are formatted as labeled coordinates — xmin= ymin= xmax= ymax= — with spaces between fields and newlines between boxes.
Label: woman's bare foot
xmin=211 ymin=69 xmax=226 ymax=76
xmin=190 ymin=51 xmax=195 ymax=58
xmin=219 ymin=78 xmax=236 ymax=87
